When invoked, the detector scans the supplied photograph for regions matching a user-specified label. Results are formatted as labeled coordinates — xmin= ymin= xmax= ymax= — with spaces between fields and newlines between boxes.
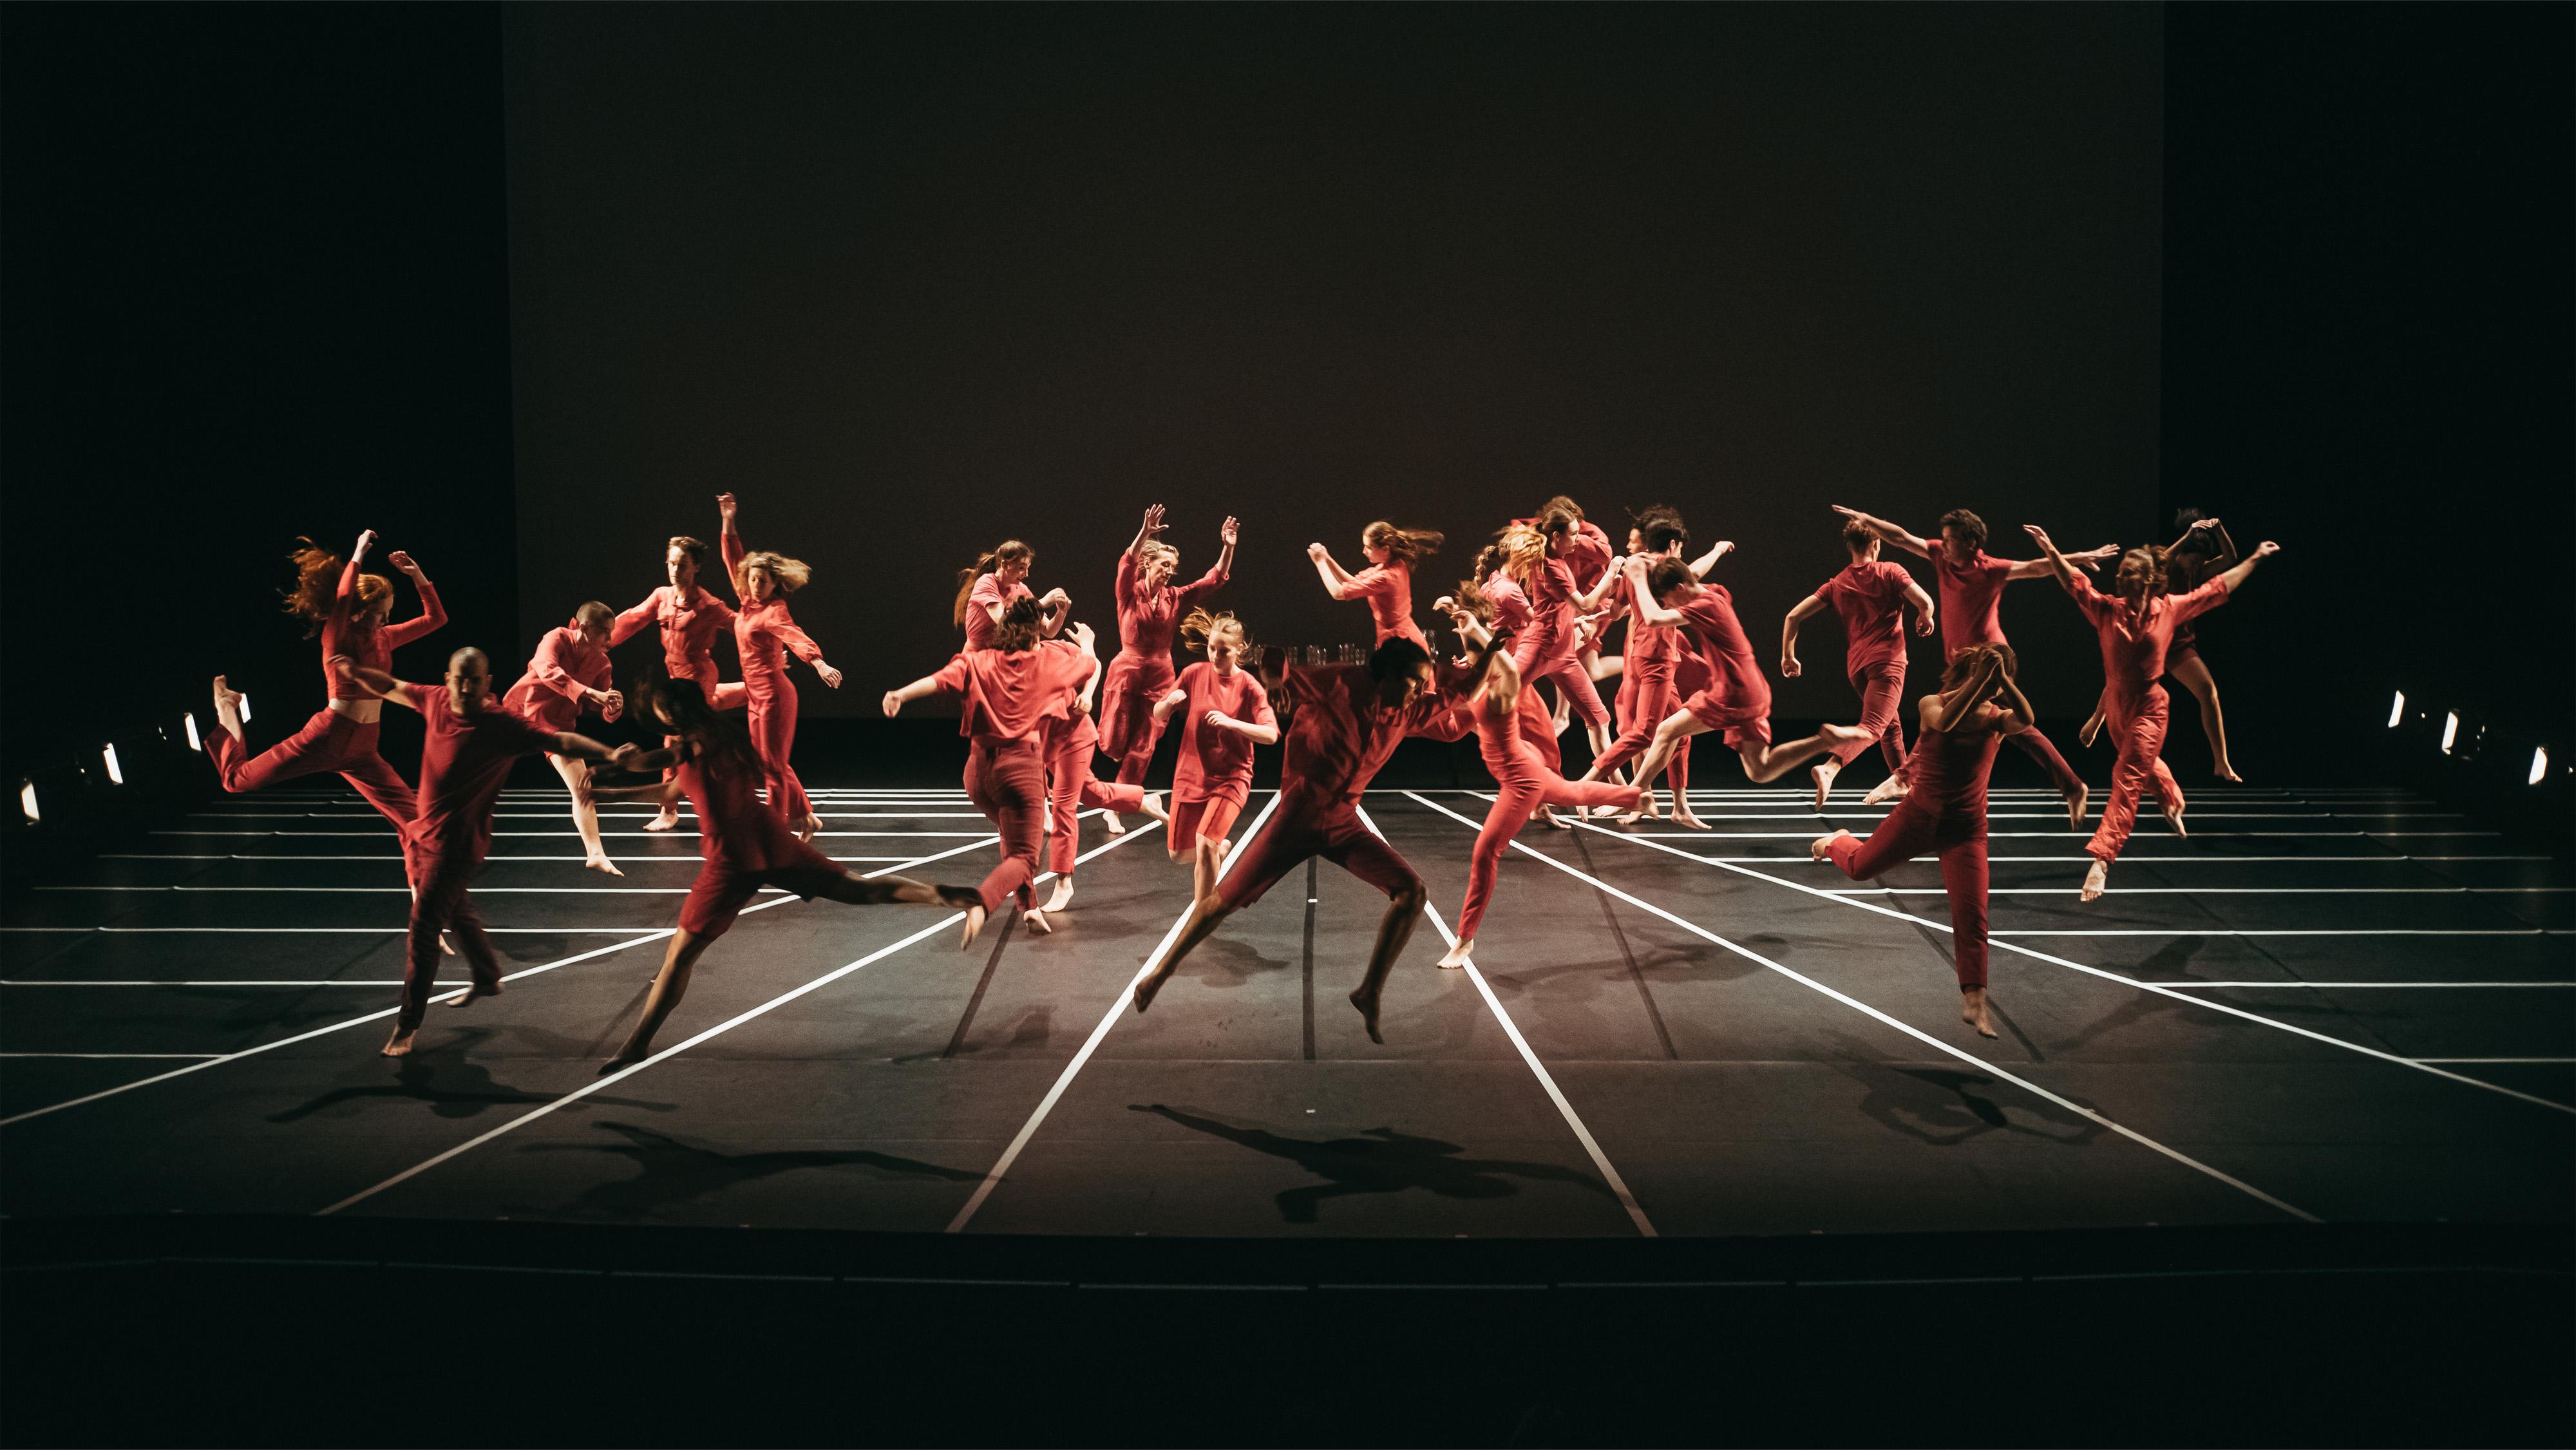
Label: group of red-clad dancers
xmin=205 ymin=493 xmax=2273 ymax=1058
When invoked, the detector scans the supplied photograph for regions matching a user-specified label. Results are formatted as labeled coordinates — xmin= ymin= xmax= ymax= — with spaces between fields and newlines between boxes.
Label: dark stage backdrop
xmin=501 ymin=6 xmax=2166 ymax=723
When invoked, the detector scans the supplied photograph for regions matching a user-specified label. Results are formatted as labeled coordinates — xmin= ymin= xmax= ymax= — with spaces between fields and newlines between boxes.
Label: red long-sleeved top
xmin=502 ymin=625 xmax=613 ymax=735
xmin=721 ymin=529 xmax=825 ymax=703
xmin=927 ymin=647 xmax=1095 ymax=743
xmin=322 ymin=558 xmax=445 ymax=700
xmin=1114 ymin=548 xmax=1228 ymax=660
xmin=2069 ymin=575 xmax=2231 ymax=701
xmin=611 ymin=583 xmax=735 ymax=687
xmin=1273 ymin=663 xmax=1470 ymax=821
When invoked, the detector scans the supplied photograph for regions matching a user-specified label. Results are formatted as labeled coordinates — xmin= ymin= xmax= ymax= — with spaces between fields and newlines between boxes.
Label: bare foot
xmin=1811 ymin=829 xmax=1852 ymax=863
xmin=211 ymin=676 xmax=246 ymax=743
xmin=1043 ymin=877 xmax=1075 ymax=913
xmin=1104 ymin=812 xmax=1128 ymax=836
xmin=1543 ymin=806 xmax=1573 ymax=830
xmin=596 ymin=1050 xmax=645 ymax=1077
xmin=1861 ymin=774 xmax=1908 ymax=806
xmin=445 ymin=978 xmax=502 ymax=1011
xmin=1613 ymin=808 xmax=1645 ymax=826
xmin=583 ymin=855 xmax=625 ymax=877
xmin=1133 ymin=960 xmax=1177 ymax=1013
xmin=957 ymin=903 xmax=989 ymax=949
xmin=1023 ymin=908 xmax=1053 ymax=935
xmin=2214 ymin=764 xmax=2242 ymax=784
xmin=1669 ymin=806 xmax=1710 ymax=832
xmin=2065 ymin=784 xmax=2089 ymax=830
xmin=1810 ymin=760 xmax=1839 ymax=812
xmin=439 ymin=931 xmax=456 ymax=957
xmin=1435 ymin=937 xmax=1474 ymax=969
xmin=1962 ymin=987 xmax=1997 ymax=1038
xmin=1347 ymin=987 xmax=1385 ymax=1044
xmin=1140 ymin=793 xmax=1170 ymax=824
xmin=2167 ymin=800 xmax=2188 ymax=837
xmin=643 ymin=809 xmax=680 ymax=832
xmin=381 ymin=1025 xmax=419 ymax=1058
xmin=2079 ymin=859 xmax=2108 ymax=902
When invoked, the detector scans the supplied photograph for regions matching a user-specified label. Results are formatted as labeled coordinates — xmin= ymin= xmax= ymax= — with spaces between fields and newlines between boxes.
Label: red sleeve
xmin=969 ymin=575 xmax=1004 ymax=618
xmin=2170 ymin=577 xmax=2231 ymax=624
xmin=1347 ymin=565 xmax=1390 ymax=602
xmin=703 ymin=593 xmax=737 ymax=627
xmin=1245 ymin=678 xmax=1277 ymax=732
xmin=1115 ymin=549 xmax=1139 ymax=614
xmin=2065 ymin=573 xmax=2116 ymax=625
xmin=527 ymin=630 xmax=582 ymax=701
xmin=719 ymin=528 xmax=748 ymax=605
xmin=766 ymin=609 xmax=826 ymax=664
xmin=928 ymin=656 xmax=971 ymax=696
xmin=609 ymin=590 xmax=663 ymax=647
xmin=1177 ymin=563 xmax=1227 ymax=606
xmin=381 ymin=573 xmax=447 ymax=649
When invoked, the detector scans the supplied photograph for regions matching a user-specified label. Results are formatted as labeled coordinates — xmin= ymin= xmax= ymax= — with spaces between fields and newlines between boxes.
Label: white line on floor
xmin=943 ymin=792 xmax=1285 ymax=1235
xmin=2414 ymin=1058 xmax=2576 ymax=1065
xmin=1397 ymin=792 xmax=2319 ymax=1223
xmin=1354 ymin=806 xmax=1655 ymax=1237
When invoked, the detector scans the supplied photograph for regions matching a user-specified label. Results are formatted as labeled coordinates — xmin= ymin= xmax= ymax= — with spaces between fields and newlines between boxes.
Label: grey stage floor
xmin=3 ymin=780 xmax=2569 ymax=1238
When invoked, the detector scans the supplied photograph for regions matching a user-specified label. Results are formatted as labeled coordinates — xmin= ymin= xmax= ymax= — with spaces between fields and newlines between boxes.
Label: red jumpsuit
xmin=1034 ymin=640 xmax=1148 ymax=875
xmin=1815 ymin=560 xmax=1918 ymax=774
xmin=1508 ymin=553 xmax=1613 ymax=730
xmin=1824 ymin=716 xmax=2003 ymax=989
xmin=1587 ymin=584 xmax=1693 ymax=791
xmin=720 ymin=529 xmax=828 ymax=826
xmin=1934 ymin=548 xmax=2084 ymax=799
xmin=1097 ymin=548 xmax=1229 ymax=787
xmin=611 ymin=580 xmax=741 ymax=794
xmin=1673 ymin=585 xmax=1774 ymax=754
xmin=2067 ymin=575 xmax=2231 ymax=863
xmin=1479 ymin=573 xmax=1564 ymax=774
xmin=927 ymin=646 xmax=1095 ymax=913
xmin=1344 ymin=560 xmax=1426 ymax=648
xmin=396 ymin=684 xmax=557 ymax=1029
xmin=961 ymin=573 xmax=1033 ymax=654
xmin=674 ymin=750 xmax=851 ymax=939
xmin=206 ymin=557 xmax=444 ymax=883
xmin=1166 ymin=661 xmax=1276 ymax=850
xmin=1455 ymin=686 xmax=1640 ymax=940
xmin=1215 ymin=663 xmax=1470 ymax=911
xmin=502 ymin=625 xmax=612 ymax=735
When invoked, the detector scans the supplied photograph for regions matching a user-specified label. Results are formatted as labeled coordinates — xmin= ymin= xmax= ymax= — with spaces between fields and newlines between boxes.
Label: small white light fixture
xmin=238 ymin=694 xmax=252 ymax=723
xmin=184 ymin=712 xmax=202 ymax=752
xmin=18 ymin=781 xmax=37 ymax=825
xmin=2387 ymin=691 xmax=2405 ymax=728
xmin=2532 ymin=747 xmax=2550 ymax=787
xmin=101 ymin=745 xmax=123 ymax=786
xmin=2441 ymin=712 xmax=2459 ymax=755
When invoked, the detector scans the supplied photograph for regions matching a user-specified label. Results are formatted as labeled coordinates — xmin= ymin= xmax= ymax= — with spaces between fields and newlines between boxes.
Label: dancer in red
xmin=1831 ymin=504 xmax=2116 ymax=826
xmin=1535 ymin=497 xmax=1618 ymax=685
xmin=1034 ymin=627 xmax=1165 ymax=914
xmin=584 ymin=678 xmax=976 ymax=1072
xmin=953 ymin=540 xmax=1070 ymax=653
xmin=885 ymin=597 xmax=1096 ymax=944
xmin=500 ymin=601 xmax=625 ymax=874
xmin=1309 ymin=521 xmax=1443 ymax=648
xmin=611 ymin=532 xmax=739 ymax=832
xmin=2081 ymin=511 xmax=2242 ymax=781
xmin=206 ymin=530 xmax=444 ymax=877
xmin=1616 ymin=555 xmax=1874 ymax=790
xmin=339 ymin=650 xmax=621 ymax=1056
xmin=1151 ymin=608 xmax=1280 ymax=905
xmin=1132 ymin=634 xmax=1479 ymax=1043
xmin=1097 ymin=504 xmax=1238 ymax=832
xmin=1575 ymin=509 xmax=1730 ymax=828
xmin=717 ymin=493 xmax=844 ymax=839
xmin=2026 ymin=524 xmax=2280 ymax=901
xmin=1503 ymin=515 xmax=1615 ymax=765
xmin=1433 ymin=597 xmax=1640 ymax=968
xmin=1783 ymin=517 xmax=1936 ymax=810
xmin=1810 ymin=643 xmax=2034 ymax=1038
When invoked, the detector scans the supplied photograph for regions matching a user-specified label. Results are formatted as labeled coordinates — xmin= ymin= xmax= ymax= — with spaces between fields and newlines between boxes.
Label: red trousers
xmin=1824 ymin=804 xmax=1991 ymax=989
xmin=964 ymin=737 xmax=1048 ymax=913
xmin=1098 ymin=652 xmax=1177 ymax=787
xmin=1044 ymin=729 xmax=1145 ymax=874
xmin=2088 ymin=686 xmax=2183 ymax=864
xmin=1458 ymin=756 xmax=1640 ymax=940
xmin=1218 ymin=805 xmax=1417 ymax=911
xmin=401 ymin=849 xmax=500 ymax=1029
xmin=209 ymin=708 xmax=420 ymax=886
xmin=1511 ymin=634 xmax=1611 ymax=729
xmin=746 ymin=685 xmax=812 ymax=827
xmin=1591 ymin=657 xmax=1691 ymax=792
xmin=1830 ymin=660 xmax=1911 ymax=772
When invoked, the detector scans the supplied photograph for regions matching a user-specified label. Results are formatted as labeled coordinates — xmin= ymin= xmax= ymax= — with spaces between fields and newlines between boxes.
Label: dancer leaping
xmin=717 ymin=492 xmax=843 ymax=839
xmin=1310 ymin=521 xmax=1443 ymax=649
xmin=1151 ymin=608 xmax=1279 ymax=906
xmin=1782 ymin=517 xmax=1935 ymax=810
xmin=1097 ymin=504 xmax=1236 ymax=834
xmin=500 ymin=601 xmax=625 ymax=873
xmin=610 ymin=531 xmax=739 ymax=832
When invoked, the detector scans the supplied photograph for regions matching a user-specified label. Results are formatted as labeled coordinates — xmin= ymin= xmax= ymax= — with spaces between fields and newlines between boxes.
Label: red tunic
xmin=1933 ymin=549 xmax=2015 ymax=657
xmin=963 ymin=574 xmax=1034 ymax=654
xmin=610 ymin=584 xmax=735 ymax=687
xmin=1481 ymin=571 xmax=1535 ymax=638
xmin=322 ymin=560 xmax=445 ymax=700
xmin=502 ymin=625 xmax=612 ymax=735
xmin=1673 ymin=585 xmax=1771 ymax=724
xmin=678 ymin=750 xmax=810 ymax=875
xmin=1345 ymin=561 xmax=1425 ymax=647
xmin=929 ymin=647 xmax=1094 ymax=743
xmin=1561 ymin=520 xmax=1616 ymax=593
xmin=402 ymin=683 xmax=556 ymax=863
xmin=2071 ymin=576 xmax=2230 ymax=701
xmin=1817 ymin=560 xmax=1917 ymax=676
xmin=1113 ymin=549 xmax=1228 ymax=660
xmin=1171 ymin=662 xmax=1276 ymax=808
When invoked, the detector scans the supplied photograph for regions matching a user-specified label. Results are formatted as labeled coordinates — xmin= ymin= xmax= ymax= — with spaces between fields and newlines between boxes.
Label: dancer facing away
xmin=885 ymin=598 xmax=1097 ymax=944
xmin=339 ymin=650 xmax=621 ymax=1057
xmin=1782 ymin=517 xmax=1937 ymax=810
xmin=1309 ymin=521 xmax=1443 ymax=648
xmin=1034 ymin=622 xmax=1164 ymax=914
xmin=1097 ymin=504 xmax=1238 ymax=834
xmin=207 ymin=530 xmax=444 ymax=872
xmin=1151 ymin=608 xmax=1280 ymax=906
xmin=2026 ymin=524 xmax=2278 ymax=901
xmin=1830 ymin=504 xmax=2117 ymax=826
xmin=500 ymin=601 xmax=625 ymax=874
xmin=585 ymin=678 xmax=974 ymax=1073
xmin=717 ymin=492 xmax=844 ymax=838
xmin=1505 ymin=511 xmax=1616 ymax=768
xmin=1432 ymin=596 xmax=1641 ymax=968
xmin=2081 ymin=511 xmax=2242 ymax=781
xmin=1132 ymin=634 xmax=1480 ymax=1043
xmin=1811 ymin=643 xmax=2034 ymax=1038
xmin=953 ymin=539 xmax=1070 ymax=653
xmin=610 ymin=532 xmax=737 ymax=832
xmin=1607 ymin=554 xmax=1874 ymax=792
xmin=1576 ymin=509 xmax=1732 ymax=828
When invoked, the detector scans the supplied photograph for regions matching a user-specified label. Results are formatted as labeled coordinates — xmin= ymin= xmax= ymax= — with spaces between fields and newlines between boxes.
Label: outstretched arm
xmin=1309 ymin=544 xmax=1358 ymax=598
xmin=335 ymin=660 xmax=415 ymax=707
xmin=1211 ymin=515 xmax=1239 ymax=580
xmin=380 ymin=551 xmax=448 ymax=647
xmin=2211 ymin=540 xmax=2281 ymax=595
xmin=2004 ymin=544 xmax=2116 ymax=580
xmin=1780 ymin=595 xmax=1824 ymax=678
xmin=882 ymin=661 xmax=962 ymax=718
xmin=1830 ymin=506 xmax=1930 ymax=560
xmin=1573 ymin=558 xmax=1629 ymax=612
xmin=2020 ymin=525 xmax=2085 ymax=594
xmin=1687 ymin=539 xmax=1734 ymax=580
xmin=547 ymin=730 xmax=620 ymax=765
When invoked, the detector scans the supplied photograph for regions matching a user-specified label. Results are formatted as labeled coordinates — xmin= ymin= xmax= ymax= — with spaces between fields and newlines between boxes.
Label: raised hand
xmin=354 ymin=529 xmax=378 ymax=560
xmin=717 ymin=492 xmax=738 ymax=522
xmin=1307 ymin=542 xmax=1329 ymax=562
xmin=2253 ymin=540 xmax=2280 ymax=558
xmin=1141 ymin=503 xmax=1168 ymax=537
xmin=1829 ymin=504 xmax=1864 ymax=521
xmin=816 ymin=663 xmax=844 ymax=689
xmin=386 ymin=550 xmax=422 ymax=577
xmin=1219 ymin=515 xmax=1240 ymax=547
xmin=2022 ymin=524 xmax=2058 ymax=553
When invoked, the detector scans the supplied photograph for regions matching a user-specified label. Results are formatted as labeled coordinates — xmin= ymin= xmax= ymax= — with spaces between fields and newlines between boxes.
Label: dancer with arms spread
xmin=1310 ymin=521 xmax=1442 ymax=648
xmin=1782 ymin=517 xmax=1935 ymax=810
xmin=2025 ymin=524 xmax=2280 ymax=901
xmin=339 ymin=649 xmax=621 ymax=1057
xmin=1575 ymin=509 xmax=1732 ymax=827
xmin=1097 ymin=504 xmax=1237 ymax=833
xmin=500 ymin=601 xmax=625 ymax=874
xmin=717 ymin=492 xmax=843 ymax=838
xmin=586 ymin=678 xmax=974 ymax=1073
xmin=2081 ymin=510 xmax=2242 ymax=781
xmin=1151 ymin=608 xmax=1279 ymax=906
xmin=1810 ymin=643 xmax=2032 ymax=1038
xmin=1132 ymin=634 xmax=1477 ymax=1043
xmin=610 ymin=532 xmax=738 ymax=832
xmin=1830 ymin=504 xmax=2116 ymax=826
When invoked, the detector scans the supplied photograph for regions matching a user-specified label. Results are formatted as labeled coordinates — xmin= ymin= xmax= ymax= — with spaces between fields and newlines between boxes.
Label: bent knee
xmin=1388 ymin=878 xmax=1428 ymax=911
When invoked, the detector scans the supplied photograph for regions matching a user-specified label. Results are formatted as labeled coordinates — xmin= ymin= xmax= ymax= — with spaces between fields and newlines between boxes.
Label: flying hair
xmin=652 ymin=675 xmax=762 ymax=778
xmin=281 ymin=538 xmax=390 ymax=638
xmin=1363 ymin=520 xmax=1443 ymax=564
xmin=737 ymin=549 xmax=813 ymax=596
xmin=1939 ymin=640 xmax=2019 ymax=692
xmin=1499 ymin=522 xmax=1550 ymax=586
xmin=1179 ymin=607 xmax=1249 ymax=655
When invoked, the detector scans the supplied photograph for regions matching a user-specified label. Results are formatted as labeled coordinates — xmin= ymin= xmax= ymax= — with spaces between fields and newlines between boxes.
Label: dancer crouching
xmin=1811 ymin=643 xmax=2031 ymax=1038
xmin=1151 ymin=608 xmax=1279 ymax=906
xmin=500 ymin=601 xmax=625 ymax=873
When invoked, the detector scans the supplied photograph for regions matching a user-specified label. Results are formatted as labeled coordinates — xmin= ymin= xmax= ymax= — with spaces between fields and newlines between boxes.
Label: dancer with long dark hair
xmin=585 ymin=678 xmax=976 ymax=1073
xmin=1810 ymin=643 xmax=2032 ymax=1038
xmin=1152 ymin=608 xmax=1279 ymax=906
xmin=717 ymin=492 xmax=843 ymax=838
xmin=1783 ymin=517 xmax=1936 ymax=810
xmin=953 ymin=539 xmax=1070 ymax=653
xmin=501 ymin=600 xmax=625 ymax=873
xmin=1097 ymin=504 xmax=1237 ymax=834
xmin=2025 ymin=524 xmax=2280 ymax=901
xmin=1310 ymin=521 xmax=1443 ymax=648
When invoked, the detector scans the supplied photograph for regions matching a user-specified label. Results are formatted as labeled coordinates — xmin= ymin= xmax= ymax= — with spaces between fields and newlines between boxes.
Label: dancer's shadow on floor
xmin=1821 ymin=1046 xmax=2103 ymax=1149
xmin=266 ymin=1035 xmax=671 ymax=1123
xmin=1132 ymin=1103 xmax=1618 ymax=1225
xmin=515 ymin=1120 xmax=981 ymax=1218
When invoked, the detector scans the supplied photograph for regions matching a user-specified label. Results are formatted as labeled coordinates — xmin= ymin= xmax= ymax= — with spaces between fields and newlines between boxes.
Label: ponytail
xmin=1363 ymin=520 xmax=1443 ymax=564
xmin=952 ymin=540 xmax=1034 ymax=627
